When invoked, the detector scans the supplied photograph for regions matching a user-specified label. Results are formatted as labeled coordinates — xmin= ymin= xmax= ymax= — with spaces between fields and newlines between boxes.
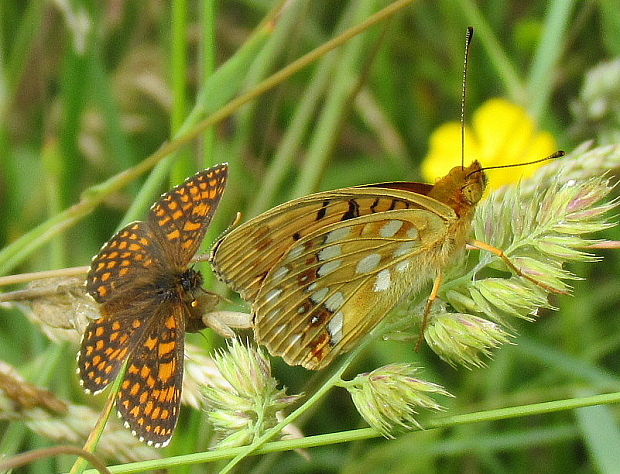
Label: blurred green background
xmin=1 ymin=0 xmax=620 ymax=472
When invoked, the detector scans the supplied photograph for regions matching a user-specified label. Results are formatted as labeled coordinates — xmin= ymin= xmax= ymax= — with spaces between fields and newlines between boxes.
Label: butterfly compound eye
xmin=462 ymin=177 xmax=485 ymax=205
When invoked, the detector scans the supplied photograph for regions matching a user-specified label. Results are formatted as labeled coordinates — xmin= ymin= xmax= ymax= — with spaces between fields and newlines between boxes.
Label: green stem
xmin=212 ymin=0 xmax=310 ymax=256
xmin=81 ymin=391 xmax=620 ymax=473
xmin=0 ymin=344 xmax=66 ymax=459
xmin=69 ymin=362 xmax=128 ymax=474
xmin=219 ymin=321 xmax=381 ymax=473
xmin=290 ymin=0 xmax=386 ymax=199
xmin=1 ymin=0 xmax=46 ymax=121
xmin=335 ymin=377 xmax=364 ymax=390
xmin=171 ymin=0 xmax=192 ymax=184
xmin=247 ymin=49 xmax=340 ymax=217
xmin=199 ymin=0 xmax=218 ymax=170
xmin=526 ymin=0 xmax=577 ymax=120
xmin=455 ymin=0 xmax=525 ymax=101
xmin=42 ymin=140 xmax=66 ymax=268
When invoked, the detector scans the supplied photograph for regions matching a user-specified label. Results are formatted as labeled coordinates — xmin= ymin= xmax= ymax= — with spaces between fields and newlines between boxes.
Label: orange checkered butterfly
xmin=77 ymin=164 xmax=227 ymax=447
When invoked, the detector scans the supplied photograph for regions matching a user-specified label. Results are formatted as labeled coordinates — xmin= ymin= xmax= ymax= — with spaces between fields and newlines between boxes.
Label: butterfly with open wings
xmin=78 ymin=164 xmax=228 ymax=447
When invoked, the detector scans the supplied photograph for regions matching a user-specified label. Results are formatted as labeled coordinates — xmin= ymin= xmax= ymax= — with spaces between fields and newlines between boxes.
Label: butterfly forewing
xmin=86 ymin=221 xmax=162 ymax=304
xmin=149 ymin=164 xmax=228 ymax=269
xmin=252 ymin=208 xmax=451 ymax=369
xmin=116 ymin=302 xmax=186 ymax=447
xmin=212 ymin=188 xmax=449 ymax=302
xmin=212 ymin=186 xmax=460 ymax=369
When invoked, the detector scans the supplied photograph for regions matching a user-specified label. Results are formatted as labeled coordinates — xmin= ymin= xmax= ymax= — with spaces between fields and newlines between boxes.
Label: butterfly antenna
xmin=461 ymin=27 xmax=474 ymax=169
xmin=472 ymin=150 xmax=566 ymax=176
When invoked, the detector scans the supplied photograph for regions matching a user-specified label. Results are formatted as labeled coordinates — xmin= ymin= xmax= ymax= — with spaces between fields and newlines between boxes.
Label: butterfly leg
xmin=469 ymin=239 xmax=569 ymax=295
xmin=415 ymin=272 xmax=444 ymax=351
xmin=202 ymin=310 xmax=252 ymax=338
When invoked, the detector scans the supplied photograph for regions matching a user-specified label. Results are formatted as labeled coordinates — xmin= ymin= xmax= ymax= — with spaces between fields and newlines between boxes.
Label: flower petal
xmin=422 ymin=122 xmax=479 ymax=182
xmin=422 ymin=98 xmax=559 ymax=191
xmin=473 ymin=98 xmax=536 ymax=163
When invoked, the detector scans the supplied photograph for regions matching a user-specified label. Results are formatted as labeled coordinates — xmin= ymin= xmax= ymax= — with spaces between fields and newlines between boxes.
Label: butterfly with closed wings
xmin=210 ymin=162 xmax=497 ymax=370
xmin=209 ymin=27 xmax=564 ymax=371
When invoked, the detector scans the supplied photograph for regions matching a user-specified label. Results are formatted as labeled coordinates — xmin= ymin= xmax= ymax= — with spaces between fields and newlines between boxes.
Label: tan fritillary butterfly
xmin=210 ymin=27 xmax=565 ymax=371
xmin=210 ymin=153 xmax=566 ymax=371
xmin=210 ymin=163 xmax=492 ymax=370
xmin=77 ymin=164 xmax=227 ymax=447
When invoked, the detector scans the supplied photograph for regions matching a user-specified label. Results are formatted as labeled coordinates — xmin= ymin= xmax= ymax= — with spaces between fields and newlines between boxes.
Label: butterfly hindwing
xmin=78 ymin=307 xmax=149 ymax=394
xmin=116 ymin=302 xmax=186 ymax=448
xmin=211 ymin=186 xmax=460 ymax=369
xmin=252 ymin=208 xmax=451 ymax=369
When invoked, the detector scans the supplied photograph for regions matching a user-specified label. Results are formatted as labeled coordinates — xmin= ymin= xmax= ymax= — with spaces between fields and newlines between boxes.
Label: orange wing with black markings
xmin=148 ymin=163 xmax=228 ymax=269
xmin=116 ymin=302 xmax=186 ymax=447
xmin=86 ymin=221 xmax=161 ymax=304
xmin=77 ymin=308 xmax=148 ymax=394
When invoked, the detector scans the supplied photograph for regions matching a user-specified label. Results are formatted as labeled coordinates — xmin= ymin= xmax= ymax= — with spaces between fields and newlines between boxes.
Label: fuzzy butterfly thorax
xmin=179 ymin=267 xmax=203 ymax=295
xmin=154 ymin=267 xmax=215 ymax=333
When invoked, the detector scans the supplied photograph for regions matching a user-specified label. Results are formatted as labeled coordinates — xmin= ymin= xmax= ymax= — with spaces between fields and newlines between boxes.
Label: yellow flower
xmin=421 ymin=98 xmax=558 ymax=192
